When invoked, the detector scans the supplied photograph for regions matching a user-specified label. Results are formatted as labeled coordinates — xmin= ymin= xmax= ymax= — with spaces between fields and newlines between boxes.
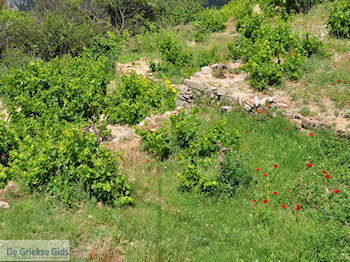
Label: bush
xmin=327 ymin=1 xmax=350 ymax=38
xmin=230 ymin=15 xmax=326 ymax=90
xmin=0 ymin=121 xmax=133 ymax=208
xmin=138 ymin=127 xmax=173 ymax=160
xmin=138 ymin=110 xmax=241 ymax=195
xmin=0 ymin=55 xmax=111 ymax=123
xmin=106 ymin=74 xmax=177 ymax=125
xmin=216 ymin=152 xmax=252 ymax=196
xmin=158 ymin=35 xmax=192 ymax=66
xmin=193 ymin=9 xmax=226 ymax=42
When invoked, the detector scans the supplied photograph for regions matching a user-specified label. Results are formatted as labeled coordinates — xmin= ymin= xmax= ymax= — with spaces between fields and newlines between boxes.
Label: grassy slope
xmin=0 ymin=3 xmax=349 ymax=262
xmin=284 ymin=3 xmax=350 ymax=110
xmin=1 ymin=107 xmax=348 ymax=261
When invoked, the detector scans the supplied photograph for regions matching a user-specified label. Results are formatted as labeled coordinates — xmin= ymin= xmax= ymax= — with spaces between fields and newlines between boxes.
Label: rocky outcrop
xmin=6 ymin=0 xmax=34 ymax=11
xmin=176 ymin=62 xmax=349 ymax=134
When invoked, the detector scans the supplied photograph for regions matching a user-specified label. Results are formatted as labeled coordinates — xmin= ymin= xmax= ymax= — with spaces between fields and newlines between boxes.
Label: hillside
xmin=0 ymin=1 xmax=349 ymax=261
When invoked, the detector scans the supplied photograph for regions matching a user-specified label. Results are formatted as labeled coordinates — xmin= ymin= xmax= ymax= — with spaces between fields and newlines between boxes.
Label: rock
xmin=211 ymin=64 xmax=227 ymax=70
xmin=275 ymin=103 xmax=288 ymax=108
xmin=184 ymin=79 xmax=209 ymax=92
xmin=300 ymin=117 xmax=328 ymax=130
xmin=201 ymin=66 xmax=212 ymax=74
xmin=207 ymin=86 xmax=218 ymax=93
xmin=0 ymin=201 xmax=10 ymax=209
xmin=254 ymin=96 xmax=260 ymax=107
xmin=260 ymin=97 xmax=267 ymax=106
xmin=226 ymin=95 xmax=240 ymax=105
xmin=221 ymin=106 xmax=233 ymax=112
xmin=244 ymin=103 xmax=253 ymax=111
xmin=268 ymin=97 xmax=274 ymax=103
xmin=294 ymin=113 xmax=302 ymax=119
xmin=217 ymin=87 xmax=227 ymax=96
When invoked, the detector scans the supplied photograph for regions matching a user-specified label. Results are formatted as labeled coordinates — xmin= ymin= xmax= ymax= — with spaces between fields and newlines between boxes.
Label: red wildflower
xmin=333 ymin=189 xmax=341 ymax=194
xmin=266 ymin=104 xmax=271 ymax=108
xmin=331 ymin=83 xmax=336 ymax=86
xmin=252 ymin=205 xmax=257 ymax=207
xmin=263 ymin=199 xmax=269 ymax=204
xmin=145 ymin=160 xmax=151 ymax=163
xmin=288 ymin=190 xmax=292 ymax=193
xmin=285 ymin=127 xmax=289 ymax=130
xmin=310 ymin=133 xmax=315 ymax=136
xmin=307 ymin=163 xmax=313 ymax=167
xmin=263 ymin=174 xmax=268 ymax=177
xmin=166 ymin=131 xmax=170 ymax=134
xmin=245 ymin=130 xmax=250 ymax=133
xmin=273 ymin=192 xmax=278 ymax=195
xmin=337 ymin=80 xmax=341 ymax=83
xmin=273 ymin=164 xmax=279 ymax=168
xmin=256 ymin=168 xmax=261 ymax=171
xmin=296 ymin=204 xmax=301 ymax=211
xmin=333 ymin=65 xmax=337 ymax=68
xmin=322 ymin=171 xmax=328 ymax=174
xmin=325 ymin=175 xmax=331 ymax=179
xmin=252 ymin=200 xmax=257 ymax=203
xmin=281 ymin=204 xmax=287 ymax=208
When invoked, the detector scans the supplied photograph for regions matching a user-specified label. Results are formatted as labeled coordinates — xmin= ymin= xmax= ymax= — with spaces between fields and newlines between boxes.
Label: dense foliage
xmin=229 ymin=12 xmax=327 ymax=90
xmin=327 ymin=0 xmax=350 ymax=38
xmin=138 ymin=110 xmax=247 ymax=195
xmin=106 ymin=74 xmax=177 ymax=125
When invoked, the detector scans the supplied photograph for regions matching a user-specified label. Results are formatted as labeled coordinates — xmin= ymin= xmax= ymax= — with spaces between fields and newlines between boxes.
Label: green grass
xmin=1 ymin=107 xmax=348 ymax=261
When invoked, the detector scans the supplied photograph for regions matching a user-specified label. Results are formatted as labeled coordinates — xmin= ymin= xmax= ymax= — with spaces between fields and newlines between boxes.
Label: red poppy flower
xmin=281 ymin=204 xmax=287 ymax=208
xmin=145 ymin=160 xmax=151 ymax=163
xmin=333 ymin=189 xmax=341 ymax=194
xmin=285 ymin=127 xmax=289 ymax=130
xmin=245 ymin=130 xmax=250 ymax=133
xmin=273 ymin=164 xmax=279 ymax=168
xmin=266 ymin=104 xmax=271 ymax=108
xmin=331 ymin=83 xmax=336 ymax=86
xmin=263 ymin=174 xmax=268 ymax=177
xmin=273 ymin=192 xmax=278 ymax=195
xmin=310 ymin=133 xmax=315 ymax=136
xmin=263 ymin=199 xmax=269 ymax=204
xmin=256 ymin=168 xmax=261 ymax=171
xmin=322 ymin=170 xmax=328 ymax=174
xmin=166 ymin=131 xmax=170 ymax=134
xmin=296 ymin=204 xmax=301 ymax=211
xmin=325 ymin=175 xmax=331 ymax=179
xmin=252 ymin=200 xmax=257 ymax=203
xmin=288 ymin=190 xmax=292 ymax=193
xmin=307 ymin=163 xmax=313 ymax=167
xmin=337 ymin=80 xmax=341 ymax=83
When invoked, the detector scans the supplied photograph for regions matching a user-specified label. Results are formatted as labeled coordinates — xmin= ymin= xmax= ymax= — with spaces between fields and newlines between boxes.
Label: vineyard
xmin=0 ymin=0 xmax=349 ymax=261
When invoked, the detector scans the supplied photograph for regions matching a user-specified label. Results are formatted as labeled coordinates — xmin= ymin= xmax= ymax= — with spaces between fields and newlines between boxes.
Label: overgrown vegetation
xmin=0 ymin=0 xmax=349 ymax=260
xmin=328 ymin=0 xmax=350 ymax=38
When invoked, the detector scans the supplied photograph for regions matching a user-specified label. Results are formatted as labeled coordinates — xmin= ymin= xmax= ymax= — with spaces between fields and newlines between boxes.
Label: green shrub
xmin=169 ymin=111 xmax=199 ymax=148
xmin=0 ymin=120 xmax=133 ymax=208
xmin=0 ymin=119 xmax=15 ymax=168
xmin=216 ymin=152 xmax=252 ymax=196
xmin=158 ymin=35 xmax=192 ymax=66
xmin=230 ymin=15 xmax=325 ymax=90
xmin=0 ymin=56 xmax=111 ymax=123
xmin=193 ymin=9 xmax=226 ymax=42
xmin=138 ymin=127 xmax=173 ymax=160
xmin=106 ymin=74 xmax=177 ymax=125
xmin=327 ymin=1 xmax=350 ymax=38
